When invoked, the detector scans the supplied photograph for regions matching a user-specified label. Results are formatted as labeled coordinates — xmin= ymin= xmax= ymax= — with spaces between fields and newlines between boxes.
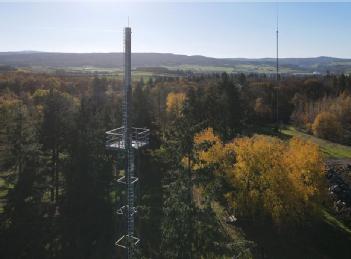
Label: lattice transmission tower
xmin=105 ymin=27 xmax=150 ymax=259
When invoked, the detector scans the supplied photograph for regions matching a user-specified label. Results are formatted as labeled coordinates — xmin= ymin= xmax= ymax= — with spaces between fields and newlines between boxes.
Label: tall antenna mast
xmin=276 ymin=5 xmax=279 ymax=81
xmin=105 ymin=27 xmax=150 ymax=259
xmin=275 ymin=3 xmax=280 ymax=130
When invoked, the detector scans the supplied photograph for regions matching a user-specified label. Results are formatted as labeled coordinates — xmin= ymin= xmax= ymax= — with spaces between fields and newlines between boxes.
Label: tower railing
xmin=106 ymin=126 xmax=150 ymax=150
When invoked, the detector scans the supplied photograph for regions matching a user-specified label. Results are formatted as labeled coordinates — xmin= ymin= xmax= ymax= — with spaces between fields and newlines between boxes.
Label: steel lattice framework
xmin=106 ymin=27 xmax=149 ymax=259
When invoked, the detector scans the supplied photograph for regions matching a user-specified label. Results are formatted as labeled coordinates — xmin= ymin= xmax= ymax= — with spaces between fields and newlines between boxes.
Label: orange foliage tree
xmin=190 ymin=128 xmax=326 ymax=226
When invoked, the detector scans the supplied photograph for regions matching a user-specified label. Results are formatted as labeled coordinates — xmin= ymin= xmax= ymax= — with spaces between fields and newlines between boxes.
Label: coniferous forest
xmin=1 ymin=71 xmax=351 ymax=259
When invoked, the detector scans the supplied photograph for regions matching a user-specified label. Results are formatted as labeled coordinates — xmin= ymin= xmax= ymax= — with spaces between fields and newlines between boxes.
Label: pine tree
xmin=0 ymin=102 xmax=48 ymax=258
xmin=40 ymin=88 xmax=76 ymax=205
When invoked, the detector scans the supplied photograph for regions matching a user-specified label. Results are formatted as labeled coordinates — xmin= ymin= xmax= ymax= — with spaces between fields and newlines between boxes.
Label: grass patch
xmin=323 ymin=209 xmax=351 ymax=235
xmin=281 ymin=126 xmax=351 ymax=159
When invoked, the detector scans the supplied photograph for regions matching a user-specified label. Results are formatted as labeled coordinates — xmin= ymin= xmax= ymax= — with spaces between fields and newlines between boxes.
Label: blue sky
xmin=0 ymin=1 xmax=351 ymax=58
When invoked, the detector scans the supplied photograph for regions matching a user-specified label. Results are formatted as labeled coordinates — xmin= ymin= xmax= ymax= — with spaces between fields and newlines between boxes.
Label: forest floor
xmin=237 ymin=210 xmax=351 ymax=259
xmin=0 ymin=177 xmax=6 ymax=213
xmin=210 ymin=198 xmax=351 ymax=259
xmin=0 ymin=171 xmax=13 ymax=214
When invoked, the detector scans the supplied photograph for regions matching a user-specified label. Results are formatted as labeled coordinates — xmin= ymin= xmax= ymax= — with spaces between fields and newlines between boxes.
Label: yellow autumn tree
xmin=191 ymin=128 xmax=236 ymax=171
xmin=166 ymin=92 xmax=186 ymax=117
xmin=231 ymin=135 xmax=325 ymax=225
xmin=312 ymin=111 xmax=343 ymax=141
xmin=190 ymin=128 xmax=326 ymax=226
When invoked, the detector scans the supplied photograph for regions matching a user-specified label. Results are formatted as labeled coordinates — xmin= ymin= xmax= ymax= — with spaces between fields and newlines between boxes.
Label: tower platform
xmin=105 ymin=126 xmax=150 ymax=150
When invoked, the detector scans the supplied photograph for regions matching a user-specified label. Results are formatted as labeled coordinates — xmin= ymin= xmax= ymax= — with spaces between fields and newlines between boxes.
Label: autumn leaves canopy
xmin=188 ymin=128 xmax=326 ymax=226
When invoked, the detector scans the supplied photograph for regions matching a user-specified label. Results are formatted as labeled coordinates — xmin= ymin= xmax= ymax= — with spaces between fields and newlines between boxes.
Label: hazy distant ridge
xmin=1 ymin=52 xmax=351 ymax=73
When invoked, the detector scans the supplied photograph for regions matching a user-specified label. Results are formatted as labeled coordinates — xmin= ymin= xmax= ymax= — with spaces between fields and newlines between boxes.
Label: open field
xmin=13 ymin=66 xmax=181 ymax=81
xmin=166 ymin=64 xmax=303 ymax=74
xmin=18 ymin=64 xmax=305 ymax=75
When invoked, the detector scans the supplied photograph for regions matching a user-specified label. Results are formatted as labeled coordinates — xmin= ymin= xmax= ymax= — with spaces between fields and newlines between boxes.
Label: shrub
xmin=312 ymin=112 xmax=343 ymax=141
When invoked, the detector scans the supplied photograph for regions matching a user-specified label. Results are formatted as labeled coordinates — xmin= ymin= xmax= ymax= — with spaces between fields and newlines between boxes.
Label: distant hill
xmin=0 ymin=52 xmax=351 ymax=74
